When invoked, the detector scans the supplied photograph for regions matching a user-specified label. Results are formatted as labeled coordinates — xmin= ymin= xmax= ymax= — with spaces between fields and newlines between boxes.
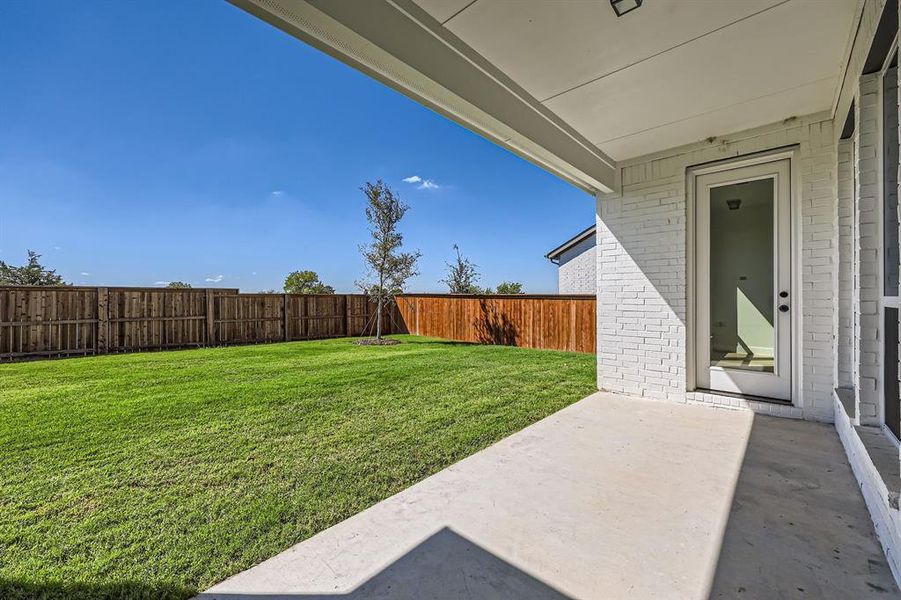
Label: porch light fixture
xmin=611 ymin=0 xmax=642 ymax=17
xmin=726 ymin=199 xmax=742 ymax=211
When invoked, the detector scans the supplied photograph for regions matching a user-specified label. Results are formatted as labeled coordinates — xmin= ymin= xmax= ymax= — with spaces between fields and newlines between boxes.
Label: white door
xmin=695 ymin=159 xmax=792 ymax=401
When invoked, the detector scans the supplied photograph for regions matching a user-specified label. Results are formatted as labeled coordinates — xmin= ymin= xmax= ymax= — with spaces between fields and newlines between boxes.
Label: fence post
xmin=206 ymin=290 xmax=215 ymax=346
xmin=283 ymin=294 xmax=289 ymax=342
xmin=96 ymin=287 xmax=109 ymax=354
xmin=344 ymin=295 xmax=351 ymax=337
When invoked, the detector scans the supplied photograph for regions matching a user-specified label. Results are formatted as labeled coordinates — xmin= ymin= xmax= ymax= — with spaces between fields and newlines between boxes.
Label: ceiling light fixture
xmin=611 ymin=0 xmax=642 ymax=17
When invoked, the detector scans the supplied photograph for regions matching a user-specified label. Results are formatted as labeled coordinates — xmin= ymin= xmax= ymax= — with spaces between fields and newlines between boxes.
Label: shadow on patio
xmin=709 ymin=415 xmax=897 ymax=597
xmin=199 ymin=393 xmax=896 ymax=599
xmin=199 ymin=528 xmax=571 ymax=599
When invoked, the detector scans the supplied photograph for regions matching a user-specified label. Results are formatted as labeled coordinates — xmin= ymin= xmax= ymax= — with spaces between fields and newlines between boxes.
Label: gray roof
xmin=545 ymin=225 xmax=596 ymax=261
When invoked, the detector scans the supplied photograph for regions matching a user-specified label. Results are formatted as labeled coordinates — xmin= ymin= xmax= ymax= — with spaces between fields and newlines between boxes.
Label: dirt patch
xmin=354 ymin=338 xmax=400 ymax=346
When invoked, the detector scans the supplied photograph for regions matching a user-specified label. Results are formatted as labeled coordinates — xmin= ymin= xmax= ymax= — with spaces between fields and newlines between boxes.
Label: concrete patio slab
xmin=199 ymin=392 xmax=898 ymax=599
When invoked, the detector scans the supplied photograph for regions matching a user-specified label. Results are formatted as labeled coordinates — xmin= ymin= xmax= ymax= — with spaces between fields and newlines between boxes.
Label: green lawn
xmin=0 ymin=335 xmax=595 ymax=600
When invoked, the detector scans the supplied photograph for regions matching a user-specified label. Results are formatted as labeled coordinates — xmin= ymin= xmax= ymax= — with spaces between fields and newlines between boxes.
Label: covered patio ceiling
xmin=230 ymin=0 xmax=860 ymax=193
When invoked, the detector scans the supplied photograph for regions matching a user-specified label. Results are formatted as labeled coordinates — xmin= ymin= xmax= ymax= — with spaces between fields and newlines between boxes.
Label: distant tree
xmin=441 ymin=244 xmax=481 ymax=294
xmin=259 ymin=289 xmax=278 ymax=294
xmin=166 ymin=281 xmax=192 ymax=289
xmin=495 ymin=281 xmax=524 ymax=294
xmin=0 ymin=250 xmax=68 ymax=286
xmin=283 ymin=270 xmax=335 ymax=294
xmin=356 ymin=180 xmax=421 ymax=340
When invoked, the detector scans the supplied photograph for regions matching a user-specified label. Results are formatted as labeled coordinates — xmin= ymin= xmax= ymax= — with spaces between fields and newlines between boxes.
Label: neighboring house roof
xmin=545 ymin=225 xmax=596 ymax=263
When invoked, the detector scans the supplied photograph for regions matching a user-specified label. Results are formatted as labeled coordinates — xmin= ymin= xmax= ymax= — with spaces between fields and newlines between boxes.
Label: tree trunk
xmin=376 ymin=295 xmax=383 ymax=340
xmin=376 ymin=266 xmax=385 ymax=340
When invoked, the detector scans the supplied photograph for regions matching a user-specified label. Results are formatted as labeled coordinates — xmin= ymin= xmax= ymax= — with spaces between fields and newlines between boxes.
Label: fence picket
xmin=0 ymin=287 xmax=594 ymax=361
xmin=394 ymin=293 xmax=595 ymax=354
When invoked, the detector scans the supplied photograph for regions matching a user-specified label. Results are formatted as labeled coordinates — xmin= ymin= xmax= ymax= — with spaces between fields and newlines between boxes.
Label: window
xmin=882 ymin=54 xmax=900 ymax=440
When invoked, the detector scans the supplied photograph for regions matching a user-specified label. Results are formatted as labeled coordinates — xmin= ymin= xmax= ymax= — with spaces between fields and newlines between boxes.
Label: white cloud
xmin=403 ymin=175 xmax=440 ymax=190
xmin=52 ymin=246 xmax=61 ymax=251
xmin=205 ymin=275 xmax=224 ymax=283
xmin=270 ymin=190 xmax=285 ymax=197
xmin=251 ymin=271 xmax=257 ymax=276
xmin=154 ymin=281 xmax=170 ymax=286
xmin=80 ymin=272 xmax=90 ymax=276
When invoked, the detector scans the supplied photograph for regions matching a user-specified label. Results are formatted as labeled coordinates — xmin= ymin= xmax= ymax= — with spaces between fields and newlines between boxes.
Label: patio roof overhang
xmin=230 ymin=0 xmax=862 ymax=195
xmin=229 ymin=0 xmax=617 ymax=194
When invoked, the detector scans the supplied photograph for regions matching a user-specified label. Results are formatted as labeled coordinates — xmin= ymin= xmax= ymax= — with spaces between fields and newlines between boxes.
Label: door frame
xmin=686 ymin=147 xmax=802 ymax=406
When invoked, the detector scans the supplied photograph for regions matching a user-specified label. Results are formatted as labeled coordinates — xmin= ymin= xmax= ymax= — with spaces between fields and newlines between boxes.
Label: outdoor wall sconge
xmin=726 ymin=199 xmax=742 ymax=210
xmin=611 ymin=0 xmax=642 ymax=17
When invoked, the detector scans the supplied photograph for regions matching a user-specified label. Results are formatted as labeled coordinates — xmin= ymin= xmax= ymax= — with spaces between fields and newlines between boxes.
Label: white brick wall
xmin=596 ymin=115 xmax=837 ymax=421
xmin=837 ymin=138 xmax=855 ymax=390
xmin=834 ymin=393 xmax=901 ymax=581
xmin=596 ymin=178 xmax=686 ymax=403
xmin=856 ymin=74 xmax=881 ymax=425
xmin=557 ymin=235 xmax=596 ymax=294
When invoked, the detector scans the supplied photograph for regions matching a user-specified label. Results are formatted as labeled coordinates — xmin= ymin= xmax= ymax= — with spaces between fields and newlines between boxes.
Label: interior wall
xmin=709 ymin=180 xmax=775 ymax=358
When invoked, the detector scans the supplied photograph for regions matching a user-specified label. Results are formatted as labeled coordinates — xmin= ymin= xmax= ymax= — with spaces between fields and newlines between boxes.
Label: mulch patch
xmin=354 ymin=338 xmax=400 ymax=346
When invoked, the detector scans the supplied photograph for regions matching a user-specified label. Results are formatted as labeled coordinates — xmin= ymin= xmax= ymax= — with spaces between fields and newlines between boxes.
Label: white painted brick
xmin=556 ymin=233 xmax=596 ymax=294
xmin=856 ymin=75 xmax=881 ymax=425
xmin=596 ymin=113 xmax=838 ymax=421
xmin=833 ymin=394 xmax=901 ymax=582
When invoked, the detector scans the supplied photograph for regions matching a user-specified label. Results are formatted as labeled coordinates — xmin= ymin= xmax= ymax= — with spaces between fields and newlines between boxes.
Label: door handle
xmin=778 ymin=304 xmax=789 ymax=313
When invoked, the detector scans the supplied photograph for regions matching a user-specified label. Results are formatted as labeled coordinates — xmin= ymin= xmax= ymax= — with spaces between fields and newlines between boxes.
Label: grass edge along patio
xmin=0 ymin=336 xmax=596 ymax=599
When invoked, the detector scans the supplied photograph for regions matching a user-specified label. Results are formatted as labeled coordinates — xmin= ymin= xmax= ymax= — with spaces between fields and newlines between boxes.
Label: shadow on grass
xmin=362 ymin=336 xmax=478 ymax=347
xmin=413 ymin=340 xmax=477 ymax=347
xmin=0 ymin=579 xmax=196 ymax=600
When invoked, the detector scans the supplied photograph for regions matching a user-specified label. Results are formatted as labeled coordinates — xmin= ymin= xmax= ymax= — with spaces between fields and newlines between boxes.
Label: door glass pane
xmin=884 ymin=64 xmax=899 ymax=296
xmin=709 ymin=178 xmax=775 ymax=373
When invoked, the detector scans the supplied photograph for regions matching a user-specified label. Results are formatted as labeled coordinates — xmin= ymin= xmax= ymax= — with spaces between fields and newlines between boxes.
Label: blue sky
xmin=0 ymin=1 xmax=592 ymax=293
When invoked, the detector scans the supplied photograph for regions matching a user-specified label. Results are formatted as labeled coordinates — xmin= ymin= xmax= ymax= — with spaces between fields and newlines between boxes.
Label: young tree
xmin=441 ymin=244 xmax=481 ymax=294
xmin=166 ymin=281 xmax=192 ymax=289
xmin=0 ymin=250 xmax=68 ymax=286
xmin=495 ymin=281 xmax=524 ymax=294
xmin=357 ymin=180 xmax=421 ymax=340
xmin=283 ymin=270 xmax=335 ymax=294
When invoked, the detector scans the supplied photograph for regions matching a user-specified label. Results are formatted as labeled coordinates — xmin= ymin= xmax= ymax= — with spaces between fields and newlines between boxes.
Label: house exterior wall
xmin=837 ymin=1 xmax=901 ymax=585
xmin=837 ymin=137 xmax=856 ymax=392
xmin=557 ymin=235 xmax=596 ymax=294
xmin=856 ymin=74 xmax=882 ymax=426
xmin=596 ymin=114 xmax=838 ymax=422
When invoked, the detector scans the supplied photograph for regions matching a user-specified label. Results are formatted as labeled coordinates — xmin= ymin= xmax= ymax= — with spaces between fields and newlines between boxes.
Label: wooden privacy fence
xmin=0 ymin=287 xmax=401 ymax=362
xmin=0 ymin=288 xmax=595 ymax=362
xmin=396 ymin=294 xmax=596 ymax=354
